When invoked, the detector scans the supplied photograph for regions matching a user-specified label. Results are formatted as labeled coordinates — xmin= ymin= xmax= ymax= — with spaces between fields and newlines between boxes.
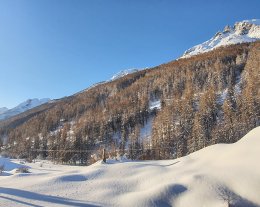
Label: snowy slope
xmin=0 ymin=98 xmax=50 ymax=121
xmin=1 ymin=126 xmax=260 ymax=207
xmin=181 ymin=19 xmax=260 ymax=58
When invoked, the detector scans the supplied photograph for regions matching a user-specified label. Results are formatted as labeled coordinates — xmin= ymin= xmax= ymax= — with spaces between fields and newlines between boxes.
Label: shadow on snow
xmin=0 ymin=187 xmax=101 ymax=207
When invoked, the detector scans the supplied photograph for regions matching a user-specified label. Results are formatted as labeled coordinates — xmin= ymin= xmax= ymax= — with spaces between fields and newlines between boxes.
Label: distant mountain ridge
xmin=0 ymin=98 xmax=50 ymax=121
xmin=181 ymin=19 xmax=260 ymax=58
xmin=0 ymin=107 xmax=8 ymax=115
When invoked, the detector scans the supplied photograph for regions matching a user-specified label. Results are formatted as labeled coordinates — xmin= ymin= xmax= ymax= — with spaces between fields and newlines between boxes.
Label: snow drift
xmin=1 ymin=127 xmax=260 ymax=206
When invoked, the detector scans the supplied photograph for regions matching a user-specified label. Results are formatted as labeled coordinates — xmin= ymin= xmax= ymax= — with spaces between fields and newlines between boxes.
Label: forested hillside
xmin=0 ymin=41 xmax=259 ymax=164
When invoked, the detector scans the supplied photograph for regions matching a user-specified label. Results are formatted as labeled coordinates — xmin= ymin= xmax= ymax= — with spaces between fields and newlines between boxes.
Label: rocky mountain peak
xmin=181 ymin=19 xmax=260 ymax=58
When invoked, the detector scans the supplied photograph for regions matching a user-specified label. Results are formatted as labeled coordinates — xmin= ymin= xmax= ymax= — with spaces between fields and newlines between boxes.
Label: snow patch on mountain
xmin=149 ymin=99 xmax=161 ymax=110
xmin=181 ymin=19 xmax=260 ymax=58
xmin=0 ymin=98 xmax=50 ymax=121
xmin=139 ymin=116 xmax=153 ymax=145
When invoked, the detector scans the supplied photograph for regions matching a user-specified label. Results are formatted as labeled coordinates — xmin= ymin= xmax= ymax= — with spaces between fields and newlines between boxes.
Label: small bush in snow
xmin=15 ymin=167 xmax=30 ymax=173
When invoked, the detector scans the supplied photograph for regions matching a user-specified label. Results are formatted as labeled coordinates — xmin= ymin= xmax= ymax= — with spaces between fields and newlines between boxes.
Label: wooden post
xmin=102 ymin=148 xmax=106 ymax=163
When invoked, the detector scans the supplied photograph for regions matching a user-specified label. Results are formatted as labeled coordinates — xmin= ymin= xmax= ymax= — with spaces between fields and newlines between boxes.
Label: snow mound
xmin=1 ymin=127 xmax=260 ymax=206
xmin=181 ymin=19 xmax=260 ymax=58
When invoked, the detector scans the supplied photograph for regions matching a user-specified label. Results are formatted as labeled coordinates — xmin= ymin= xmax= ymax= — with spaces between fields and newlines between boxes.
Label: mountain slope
xmin=1 ymin=126 xmax=260 ymax=207
xmin=181 ymin=19 xmax=260 ymax=58
xmin=1 ymin=41 xmax=259 ymax=164
xmin=0 ymin=98 xmax=50 ymax=121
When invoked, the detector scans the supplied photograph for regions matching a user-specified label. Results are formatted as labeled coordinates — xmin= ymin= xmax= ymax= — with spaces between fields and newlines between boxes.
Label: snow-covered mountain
xmin=0 ymin=107 xmax=8 ymax=115
xmin=181 ymin=19 xmax=260 ymax=58
xmin=110 ymin=68 xmax=140 ymax=81
xmin=0 ymin=98 xmax=50 ymax=121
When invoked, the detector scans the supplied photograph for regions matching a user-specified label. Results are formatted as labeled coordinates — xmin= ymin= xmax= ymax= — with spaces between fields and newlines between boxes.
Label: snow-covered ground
xmin=1 ymin=127 xmax=260 ymax=207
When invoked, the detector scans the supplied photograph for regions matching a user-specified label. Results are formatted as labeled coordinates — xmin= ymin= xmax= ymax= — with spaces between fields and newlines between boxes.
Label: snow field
xmin=1 ymin=127 xmax=260 ymax=206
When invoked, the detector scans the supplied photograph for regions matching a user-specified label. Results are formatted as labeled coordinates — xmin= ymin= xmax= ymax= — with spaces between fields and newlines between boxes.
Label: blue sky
xmin=0 ymin=0 xmax=259 ymax=108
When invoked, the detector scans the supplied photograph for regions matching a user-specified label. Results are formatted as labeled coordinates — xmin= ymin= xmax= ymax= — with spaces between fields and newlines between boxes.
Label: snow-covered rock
xmin=181 ymin=19 xmax=260 ymax=58
xmin=0 ymin=98 xmax=50 ymax=121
